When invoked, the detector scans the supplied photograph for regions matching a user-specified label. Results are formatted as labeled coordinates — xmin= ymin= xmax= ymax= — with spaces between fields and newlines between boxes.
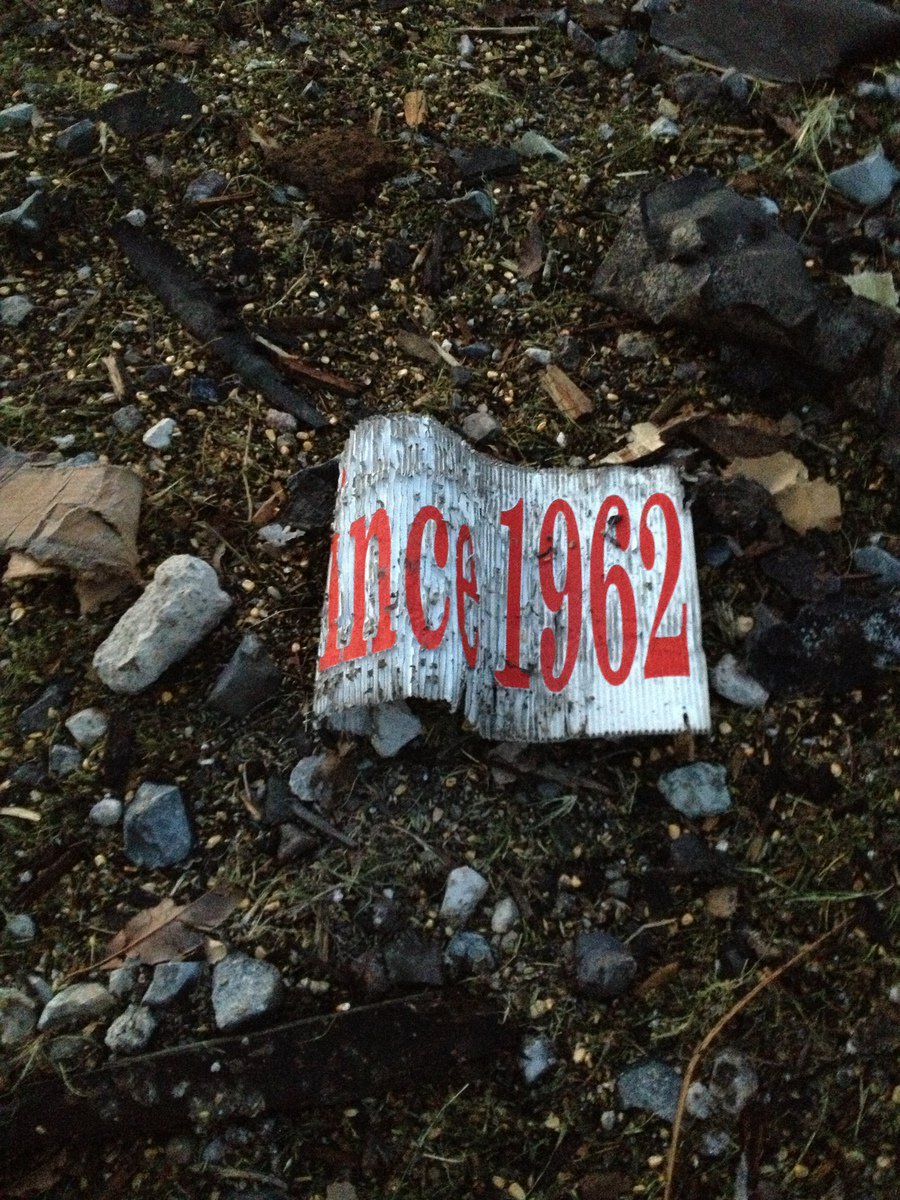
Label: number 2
xmin=640 ymin=493 xmax=689 ymax=678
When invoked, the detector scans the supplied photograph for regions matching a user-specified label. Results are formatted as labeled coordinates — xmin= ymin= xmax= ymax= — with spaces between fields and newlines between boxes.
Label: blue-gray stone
xmin=207 ymin=633 xmax=280 ymax=718
xmin=599 ymin=30 xmax=639 ymax=70
xmin=123 ymin=782 xmax=193 ymax=868
xmin=6 ymin=913 xmax=36 ymax=942
xmin=183 ymin=169 xmax=227 ymax=206
xmin=0 ymin=103 xmax=35 ymax=131
xmin=142 ymin=961 xmax=202 ymax=1007
xmin=104 ymin=1004 xmax=156 ymax=1053
xmin=0 ymin=295 xmax=34 ymax=327
xmin=658 ymin=762 xmax=731 ymax=818
xmin=56 ymin=118 xmax=98 ymax=157
xmin=575 ymin=930 xmax=636 ymax=998
xmin=617 ymin=1059 xmax=682 ymax=1121
xmin=444 ymin=931 xmax=496 ymax=978
xmin=37 ymin=982 xmax=114 ymax=1032
xmin=829 ymin=147 xmax=900 ymax=207
xmin=49 ymin=743 xmax=82 ymax=778
xmin=16 ymin=679 xmax=71 ymax=735
xmin=853 ymin=545 xmax=900 ymax=588
xmin=211 ymin=953 xmax=284 ymax=1031
xmin=0 ymin=191 xmax=50 ymax=244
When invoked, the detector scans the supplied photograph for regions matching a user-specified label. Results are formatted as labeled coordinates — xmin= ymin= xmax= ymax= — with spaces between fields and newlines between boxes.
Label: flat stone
xmin=383 ymin=930 xmax=444 ymax=986
xmin=854 ymin=544 xmax=900 ymax=587
xmin=123 ymin=782 xmax=193 ymax=868
xmin=0 ymin=103 xmax=35 ymax=131
xmin=207 ymin=633 xmax=280 ymax=718
xmin=444 ymin=931 xmax=496 ymax=978
xmin=711 ymin=654 xmax=769 ymax=708
xmin=658 ymin=762 xmax=731 ymax=818
xmin=104 ymin=1003 xmax=156 ymax=1053
xmin=90 ymin=796 xmax=123 ymax=827
xmin=0 ymin=295 xmax=35 ymax=327
xmin=599 ymin=30 xmax=639 ymax=69
xmin=520 ymin=1034 xmax=557 ymax=1084
xmin=56 ymin=118 xmax=98 ymax=156
xmin=439 ymin=865 xmax=489 ymax=925
xmin=6 ymin=913 xmax=36 ymax=941
xmin=142 ymin=416 xmax=177 ymax=448
xmin=0 ymin=191 xmax=50 ymax=244
xmin=462 ymin=407 xmax=501 ymax=443
xmin=37 ymin=982 xmax=115 ymax=1032
xmin=370 ymin=700 xmax=423 ymax=757
xmin=142 ymin=961 xmax=202 ymax=1007
xmin=16 ymin=678 xmax=71 ymax=735
xmin=49 ymin=743 xmax=82 ymax=778
xmin=575 ymin=930 xmax=637 ymax=999
xmin=617 ymin=1059 xmax=683 ymax=1122
xmin=93 ymin=555 xmax=232 ymax=693
xmin=0 ymin=988 xmax=37 ymax=1048
xmin=829 ymin=146 xmax=900 ymax=207
xmin=111 ymin=404 xmax=143 ymax=434
xmin=211 ymin=953 xmax=284 ymax=1031
xmin=65 ymin=707 xmax=108 ymax=748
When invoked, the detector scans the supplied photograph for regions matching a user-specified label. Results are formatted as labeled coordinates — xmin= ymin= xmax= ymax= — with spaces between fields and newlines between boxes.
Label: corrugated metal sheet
xmin=314 ymin=415 xmax=710 ymax=740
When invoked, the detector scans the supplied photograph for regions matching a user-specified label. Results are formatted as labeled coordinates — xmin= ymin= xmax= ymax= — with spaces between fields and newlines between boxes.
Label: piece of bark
xmin=540 ymin=364 xmax=593 ymax=420
xmin=111 ymin=222 xmax=326 ymax=428
xmin=0 ymin=997 xmax=516 ymax=1181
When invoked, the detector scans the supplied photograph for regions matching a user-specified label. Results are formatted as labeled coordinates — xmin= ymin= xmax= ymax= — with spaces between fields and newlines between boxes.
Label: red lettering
xmin=317 ymin=532 xmax=342 ymax=671
xmin=494 ymin=499 xmax=530 ymax=689
xmin=539 ymin=500 xmax=582 ymax=693
xmin=640 ymin=493 xmax=689 ymax=677
xmin=455 ymin=524 xmax=479 ymax=668
xmin=342 ymin=508 xmax=397 ymax=661
xmin=590 ymin=496 xmax=637 ymax=686
xmin=406 ymin=505 xmax=450 ymax=651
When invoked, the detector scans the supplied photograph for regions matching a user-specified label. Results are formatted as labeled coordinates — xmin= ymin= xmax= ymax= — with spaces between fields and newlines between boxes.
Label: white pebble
xmin=142 ymin=417 xmax=177 ymax=449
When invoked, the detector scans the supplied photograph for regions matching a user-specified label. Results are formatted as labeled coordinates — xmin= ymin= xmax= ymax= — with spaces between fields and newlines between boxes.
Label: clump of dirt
xmin=269 ymin=127 xmax=400 ymax=215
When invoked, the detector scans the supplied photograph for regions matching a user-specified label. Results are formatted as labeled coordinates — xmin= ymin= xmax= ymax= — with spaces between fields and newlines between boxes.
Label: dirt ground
xmin=1 ymin=2 xmax=899 ymax=1198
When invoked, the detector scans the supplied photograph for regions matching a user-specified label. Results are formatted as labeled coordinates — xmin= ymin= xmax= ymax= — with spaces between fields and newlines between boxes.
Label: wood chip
xmin=540 ymin=364 xmax=593 ymax=420
xmin=0 ymin=806 xmax=41 ymax=822
xmin=403 ymin=89 xmax=427 ymax=128
xmin=517 ymin=213 xmax=544 ymax=279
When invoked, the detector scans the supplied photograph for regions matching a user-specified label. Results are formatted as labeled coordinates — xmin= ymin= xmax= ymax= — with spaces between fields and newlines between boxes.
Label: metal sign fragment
xmin=314 ymin=416 xmax=709 ymax=741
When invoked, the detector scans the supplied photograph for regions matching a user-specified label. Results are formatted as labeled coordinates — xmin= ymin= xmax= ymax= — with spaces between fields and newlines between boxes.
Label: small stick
xmin=662 ymin=915 xmax=853 ymax=1200
xmin=290 ymin=800 xmax=356 ymax=849
xmin=450 ymin=26 xmax=543 ymax=35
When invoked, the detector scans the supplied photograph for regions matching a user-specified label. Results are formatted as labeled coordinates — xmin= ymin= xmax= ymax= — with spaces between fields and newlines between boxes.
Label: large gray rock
xmin=370 ymin=700 xmax=423 ymax=757
xmin=658 ymin=762 xmax=732 ymax=818
xmin=575 ymin=931 xmax=637 ymax=999
xmin=37 ymin=982 xmax=115 ymax=1032
xmin=124 ymin=782 xmax=193 ymax=867
xmin=0 ymin=988 xmax=37 ymax=1048
xmin=439 ymin=865 xmax=489 ymax=925
xmin=617 ymin=1059 xmax=683 ymax=1121
xmin=104 ymin=1004 xmax=156 ymax=1053
xmin=207 ymin=633 xmax=280 ymax=718
xmin=93 ymin=555 xmax=232 ymax=693
xmin=211 ymin=953 xmax=284 ymax=1031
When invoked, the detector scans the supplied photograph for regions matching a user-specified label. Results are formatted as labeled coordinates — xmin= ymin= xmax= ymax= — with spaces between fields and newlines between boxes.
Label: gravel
xmin=0 ymin=295 xmax=35 ymax=327
xmin=444 ymin=931 xmax=496 ymax=977
xmin=658 ymin=762 xmax=732 ymax=818
xmin=828 ymin=146 xmax=900 ymax=206
xmin=56 ymin=118 xmax=98 ymax=156
xmin=104 ymin=1003 xmax=157 ymax=1053
xmin=439 ymin=865 xmax=489 ymax=925
xmin=142 ymin=961 xmax=202 ymax=1007
xmin=712 ymin=654 xmax=769 ymax=708
xmin=37 ymin=982 xmax=115 ymax=1032
xmin=616 ymin=1059 xmax=683 ymax=1122
xmin=211 ymin=953 xmax=285 ymax=1031
xmin=142 ymin=417 xmax=177 ymax=449
xmin=6 ymin=913 xmax=37 ymax=941
xmin=65 ymin=707 xmax=109 ymax=748
xmin=207 ymin=633 xmax=281 ymax=718
xmin=574 ymin=930 xmax=637 ymax=999
xmin=520 ymin=1034 xmax=557 ymax=1084
xmin=0 ymin=988 xmax=38 ymax=1048
xmin=90 ymin=796 xmax=124 ymax=827
xmin=123 ymin=781 xmax=193 ymax=868
xmin=49 ymin=743 xmax=82 ymax=777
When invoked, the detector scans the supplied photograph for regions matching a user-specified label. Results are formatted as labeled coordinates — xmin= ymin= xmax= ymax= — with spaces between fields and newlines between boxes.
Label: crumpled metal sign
xmin=314 ymin=416 xmax=709 ymax=741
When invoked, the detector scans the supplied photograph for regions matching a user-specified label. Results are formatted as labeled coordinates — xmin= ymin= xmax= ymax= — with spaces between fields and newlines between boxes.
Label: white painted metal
xmin=314 ymin=415 xmax=710 ymax=740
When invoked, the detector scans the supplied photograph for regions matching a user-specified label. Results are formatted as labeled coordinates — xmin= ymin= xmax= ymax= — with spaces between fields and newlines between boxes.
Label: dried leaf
xmin=774 ymin=477 xmax=842 ymax=535
xmin=842 ymin=270 xmax=899 ymax=310
xmin=540 ymin=364 xmax=593 ymax=421
xmin=101 ymin=886 xmax=241 ymax=970
xmin=248 ymin=123 xmax=282 ymax=153
xmin=706 ymin=886 xmax=739 ymax=919
xmin=181 ymin=884 xmax=242 ymax=929
xmin=601 ymin=421 xmax=664 ymax=464
xmin=517 ymin=214 xmax=544 ymax=279
xmin=723 ymin=451 xmax=805 ymax=494
xmin=0 ymin=806 xmax=41 ymax=822
xmin=396 ymin=329 xmax=443 ymax=364
xmin=403 ymin=89 xmax=427 ymax=128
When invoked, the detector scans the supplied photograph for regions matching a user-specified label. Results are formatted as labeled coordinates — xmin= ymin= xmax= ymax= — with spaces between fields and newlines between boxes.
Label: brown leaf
xmin=403 ymin=89 xmax=427 ymax=128
xmin=635 ymin=961 xmax=681 ymax=997
xmin=540 ymin=365 xmax=593 ymax=421
xmin=181 ymin=884 xmax=242 ymax=929
xmin=396 ymin=329 xmax=443 ymax=364
xmin=100 ymin=886 xmax=241 ymax=970
xmin=517 ymin=213 xmax=544 ymax=279
xmin=158 ymin=38 xmax=206 ymax=57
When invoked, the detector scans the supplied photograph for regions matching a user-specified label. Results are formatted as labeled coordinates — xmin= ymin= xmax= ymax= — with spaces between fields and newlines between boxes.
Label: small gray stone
xmin=6 ymin=913 xmax=36 ymax=942
xmin=370 ymin=700 xmax=423 ymax=757
xmin=288 ymin=754 xmax=333 ymax=805
xmin=599 ymin=30 xmax=639 ymax=70
xmin=265 ymin=408 xmax=298 ymax=434
xmin=462 ymin=407 xmax=501 ymax=443
xmin=90 ymin=796 xmax=123 ymax=827
xmin=0 ymin=103 xmax=35 ymax=131
xmin=0 ymin=191 xmax=49 ymax=244
xmin=524 ymin=346 xmax=552 ymax=365
xmin=124 ymin=782 xmax=193 ymax=868
xmin=142 ymin=961 xmax=202 ymax=1007
xmin=124 ymin=208 xmax=147 ymax=227
xmin=38 ymin=982 xmax=115 ymax=1032
xmin=658 ymin=762 xmax=731 ymax=818
xmin=47 ymin=1034 xmax=91 ymax=1062
xmin=16 ymin=679 xmax=71 ymax=734
xmin=617 ymin=1059 xmax=682 ymax=1122
xmin=142 ymin=416 xmax=177 ymax=448
xmin=440 ymin=865 xmax=489 ymax=925
xmin=207 ymin=633 xmax=280 ymax=718
xmin=575 ymin=930 xmax=637 ymax=999
xmin=709 ymin=1049 xmax=758 ymax=1116
xmin=444 ymin=931 xmax=496 ymax=977
xmin=648 ymin=116 xmax=680 ymax=138
xmin=108 ymin=964 xmax=140 ymax=1000
xmin=829 ymin=146 xmax=900 ymax=207
xmin=0 ymin=988 xmax=37 ymax=1048
xmin=0 ymin=295 xmax=35 ymax=327
xmin=854 ymin=545 xmax=900 ymax=588
xmin=490 ymin=896 xmax=520 ymax=934
xmin=184 ymin=169 xmax=227 ymax=206
xmin=712 ymin=654 xmax=769 ymax=709
xmin=520 ymin=1034 xmax=557 ymax=1084
xmin=49 ymin=743 xmax=82 ymax=778
xmin=104 ymin=1003 xmax=156 ymax=1053
xmin=720 ymin=70 xmax=750 ymax=105
xmin=111 ymin=404 xmax=143 ymax=434
xmin=93 ymin=555 xmax=232 ymax=694
xmin=65 ymin=707 xmax=108 ymax=748
xmin=211 ymin=953 xmax=284 ymax=1031
xmin=448 ymin=144 xmax=520 ymax=181
xmin=616 ymin=331 xmax=658 ymax=360
xmin=56 ymin=118 xmax=98 ymax=157
xmin=510 ymin=131 xmax=568 ymax=162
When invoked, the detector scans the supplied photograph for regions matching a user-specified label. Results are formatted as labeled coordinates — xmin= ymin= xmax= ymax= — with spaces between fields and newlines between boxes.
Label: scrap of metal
xmin=314 ymin=416 xmax=710 ymax=740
